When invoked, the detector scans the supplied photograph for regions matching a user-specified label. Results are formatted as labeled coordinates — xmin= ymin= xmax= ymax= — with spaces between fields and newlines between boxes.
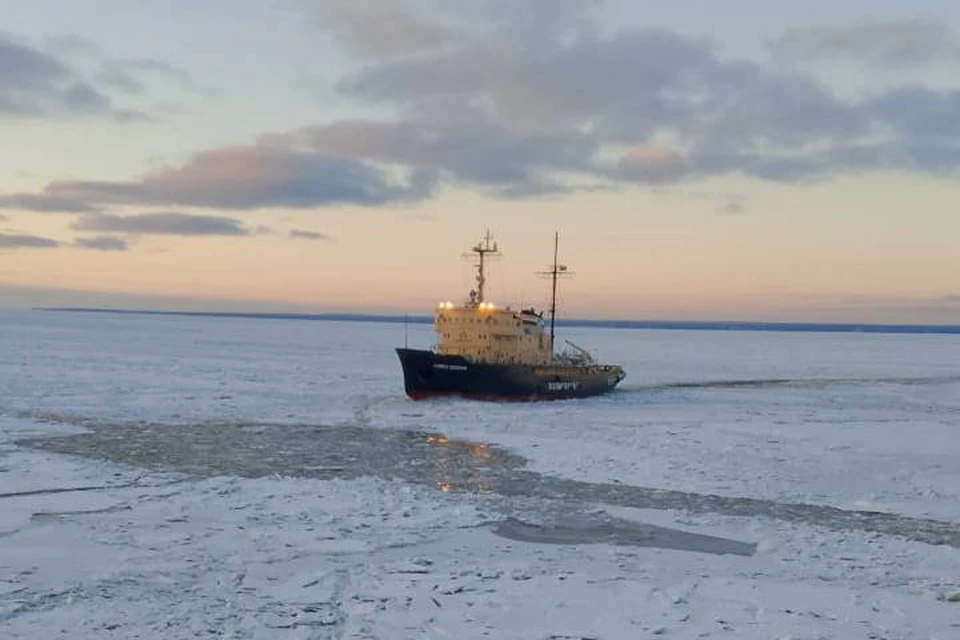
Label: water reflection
xmin=426 ymin=434 xmax=492 ymax=494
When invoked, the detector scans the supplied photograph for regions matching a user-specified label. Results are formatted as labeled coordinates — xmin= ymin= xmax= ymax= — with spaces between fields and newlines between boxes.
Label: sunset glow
xmin=2 ymin=1 xmax=959 ymax=322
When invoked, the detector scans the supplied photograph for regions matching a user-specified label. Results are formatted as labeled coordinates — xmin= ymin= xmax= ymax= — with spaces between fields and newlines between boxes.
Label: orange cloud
xmin=618 ymin=145 xmax=691 ymax=183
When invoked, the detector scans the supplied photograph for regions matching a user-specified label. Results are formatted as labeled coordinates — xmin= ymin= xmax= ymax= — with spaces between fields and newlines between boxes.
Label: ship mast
xmin=539 ymin=231 xmax=572 ymax=355
xmin=466 ymin=230 xmax=499 ymax=305
xmin=549 ymin=232 xmax=559 ymax=350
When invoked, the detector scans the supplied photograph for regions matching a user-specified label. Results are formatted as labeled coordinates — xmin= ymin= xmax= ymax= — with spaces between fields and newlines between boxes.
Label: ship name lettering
xmin=433 ymin=363 xmax=468 ymax=371
xmin=547 ymin=381 xmax=579 ymax=391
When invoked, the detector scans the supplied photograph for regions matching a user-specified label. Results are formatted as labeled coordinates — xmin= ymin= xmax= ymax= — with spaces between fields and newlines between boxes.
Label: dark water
xmin=18 ymin=421 xmax=960 ymax=551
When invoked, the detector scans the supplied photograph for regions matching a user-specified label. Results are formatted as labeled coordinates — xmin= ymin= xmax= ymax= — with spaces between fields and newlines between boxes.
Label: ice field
xmin=2 ymin=309 xmax=959 ymax=638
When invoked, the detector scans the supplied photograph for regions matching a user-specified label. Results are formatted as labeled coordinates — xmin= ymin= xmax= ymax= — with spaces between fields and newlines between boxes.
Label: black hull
xmin=396 ymin=348 xmax=625 ymax=401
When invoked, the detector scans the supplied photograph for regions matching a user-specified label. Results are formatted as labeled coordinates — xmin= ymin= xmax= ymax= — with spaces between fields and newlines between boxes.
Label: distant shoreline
xmin=33 ymin=307 xmax=960 ymax=335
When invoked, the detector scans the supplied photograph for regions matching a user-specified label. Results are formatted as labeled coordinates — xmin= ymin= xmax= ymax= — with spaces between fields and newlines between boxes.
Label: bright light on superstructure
xmin=478 ymin=302 xmax=496 ymax=310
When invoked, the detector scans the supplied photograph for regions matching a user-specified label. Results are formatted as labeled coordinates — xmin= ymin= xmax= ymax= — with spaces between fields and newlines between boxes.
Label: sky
xmin=1 ymin=0 xmax=959 ymax=322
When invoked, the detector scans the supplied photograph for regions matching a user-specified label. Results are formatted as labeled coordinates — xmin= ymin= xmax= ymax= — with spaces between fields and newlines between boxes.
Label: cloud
xmin=0 ymin=232 xmax=60 ymax=249
xmin=326 ymin=18 xmax=910 ymax=185
xmin=617 ymin=145 xmax=691 ymax=184
xmin=44 ymin=34 xmax=206 ymax=96
xmin=96 ymin=67 xmax=145 ymax=95
xmin=72 ymin=212 xmax=251 ymax=236
xmin=718 ymin=199 xmax=746 ymax=215
xmin=768 ymin=18 xmax=960 ymax=69
xmin=866 ymin=87 xmax=960 ymax=140
xmin=71 ymin=235 xmax=130 ymax=251
xmin=95 ymin=58 xmax=212 ymax=96
xmin=0 ymin=33 xmax=120 ymax=119
xmin=281 ymin=116 xmax=594 ymax=194
xmin=336 ymin=26 xmax=723 ymax=132
xmin=289 ymin=228 xmax=332 ymax=241
xmin=309 ymin=0 xmax=454 ymax=59
xmin=0 ymin=193 xmax=102 ymax=214
xmin=9 ymin=8 xmax=960 ymax=211
xmin=43 ymin=34 xmax=101 ymax=58
xmin=25 ymin=145 xmax=435 ymax=210
xmin=0 ymin=34 xmax=186 ymax=121
xmin=317 ymin=5 xmax=960 ymax=187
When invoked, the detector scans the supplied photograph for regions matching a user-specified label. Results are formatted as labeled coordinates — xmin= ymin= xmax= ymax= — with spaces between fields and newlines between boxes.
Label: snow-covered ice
xmin=2 ymin=309 xmax=959 ymax=638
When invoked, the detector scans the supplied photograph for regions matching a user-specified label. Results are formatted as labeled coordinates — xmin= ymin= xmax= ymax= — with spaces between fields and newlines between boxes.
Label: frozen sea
xmin=1 ymin=309 xmax=959 ymax=639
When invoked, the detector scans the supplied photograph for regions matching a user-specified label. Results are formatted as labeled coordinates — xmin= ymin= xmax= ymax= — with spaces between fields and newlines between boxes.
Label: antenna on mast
xmin=537 ymin=231 xmax=573 ymax=355
xmin=463 ymin=229 xmax=500 ymax=305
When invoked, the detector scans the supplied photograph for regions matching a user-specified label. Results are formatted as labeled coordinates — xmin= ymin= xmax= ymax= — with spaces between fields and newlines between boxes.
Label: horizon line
xmin=33 ymin=307 xmax=960 ymax=335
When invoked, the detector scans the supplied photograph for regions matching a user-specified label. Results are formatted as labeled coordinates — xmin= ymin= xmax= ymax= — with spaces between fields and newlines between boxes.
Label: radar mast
xmin=465 ymin=230 xmax=500 ymax=304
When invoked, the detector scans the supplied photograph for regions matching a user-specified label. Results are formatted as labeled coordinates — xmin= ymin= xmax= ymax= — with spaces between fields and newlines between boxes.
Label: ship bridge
xmin=435 ymin=301 xmax=551 ymax=364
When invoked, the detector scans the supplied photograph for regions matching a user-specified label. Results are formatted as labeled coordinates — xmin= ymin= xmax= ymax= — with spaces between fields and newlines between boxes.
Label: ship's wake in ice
xmin=618 ymin=374 xmax=960 ymax=393
xmin=18 ymin=418 xmax=960 ymax=549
